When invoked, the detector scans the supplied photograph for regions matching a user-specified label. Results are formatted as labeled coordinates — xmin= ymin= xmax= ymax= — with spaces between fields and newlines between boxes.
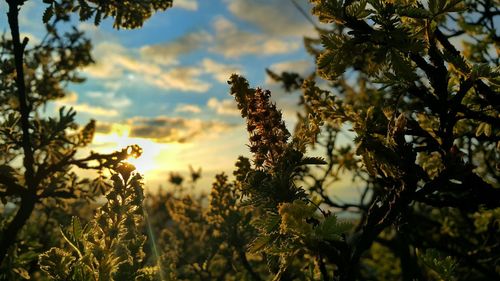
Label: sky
xmin=0 ymin=0 xmax=362 ymax=200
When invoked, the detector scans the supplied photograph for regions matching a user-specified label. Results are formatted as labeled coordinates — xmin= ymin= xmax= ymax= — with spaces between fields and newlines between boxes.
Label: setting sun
xmin=2 ymin=0 xmax=497 ymax=279
xmin=92 ymin=124 xmax=165 ymax=176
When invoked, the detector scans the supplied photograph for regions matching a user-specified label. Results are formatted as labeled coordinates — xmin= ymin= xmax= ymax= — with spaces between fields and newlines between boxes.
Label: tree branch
xmin=0 ymin=0 xmax=38 ymax=266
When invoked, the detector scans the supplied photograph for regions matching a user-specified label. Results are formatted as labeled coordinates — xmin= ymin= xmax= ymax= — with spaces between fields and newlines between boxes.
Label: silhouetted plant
xmin=0 ymin=0 xmax=170 ymax=278
xmin=258 ymin=0 xmax=500 ymax=280
xmin=39 ymin=163 xmax=152 ymax=280
xmin=2 ymin=0 xmax=500 ymax=280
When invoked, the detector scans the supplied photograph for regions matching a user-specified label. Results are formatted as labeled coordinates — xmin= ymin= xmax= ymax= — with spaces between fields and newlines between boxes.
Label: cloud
xmin=225 ymin=0 xmax=315 ymax=37
xmin=140 ymin=16 xmax=301 ymax=61
xmin=146 ymin=67 xmax=211 ymax=92
xmin=78 ymin=22 xmax=119 ymax=43
xmin=55 ymin=92 xmax=119 ymax=117
xmin=201 ymin=58 xmax=241 ymax=83
xmin=126 ymin=116 xmax=236 ymax=143
xmin=113 ymin=54 xmax=163 ymax=77
xmin=207 ymin=97 xmax=239 ymax=116
xmin=71 ymin=104 xmax=119 ymax=117
xmin=87 ymin=91 xmax=132 ymax=108
xmin=84 ymin=42 xmax=129 ymax=79
xmin=140 ymin=31 xmax=211 ymax=65
xmin=210 ymin=17 xmax=300 ymax=58
xmin=95 ymin=116 xmax=235 ymax=143
xmin=80 ymin=11 xmax=306 ymax=96
xmin=175 ymin=104 xmax=202 ymax=113
xmin=80 ymin=14 xmax=301 ymax=94
xmin=84 ymin=42 xmax=211 ymax=93
xmin=173 ymin=0 xmax=198 ymax=10
xmin=95 ymin=121 xmax=113 ymax=134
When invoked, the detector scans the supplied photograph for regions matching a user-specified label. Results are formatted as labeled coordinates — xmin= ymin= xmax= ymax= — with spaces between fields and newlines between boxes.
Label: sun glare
xmin=93 ymin=124 xmax=164 ymax=176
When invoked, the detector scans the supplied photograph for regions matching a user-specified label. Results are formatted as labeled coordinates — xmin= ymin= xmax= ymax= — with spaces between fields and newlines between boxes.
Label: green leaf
xmin=475 ymin=122 xmax=491 ymax=137
xmin=390 ymin=50 xmax=415 ymax=81
xmin=94 ymin=10 xmax=102 ymax=26
xmin=42 ymin=6 xmax=53 ymax=23
xmin=39 ymin=248 xmax=76 ymax=280
xmin=398 ymin=6 xmax=433 ymax=19
xmin=300 ymin=157 xmax=327 ymax=166
xmin=442 ymin=0 xmax=466 ymax=13
xmin=429 ymin=0 xmax=466 ymax=16
xmin=12 ymin=267 xmax=30 ymax=280
xmin=315 ymin=215 xmax=352 ymax=241
xmin=252 ymin=213 xmax=280 ymax=233
xmin=418 ymin=248 xmax=457 ymax=281
xmin=311 ymin=0 xmax=344 ymax=24
xmin=346 ymin=0 xmax=369 ymax=19
xmin=361 ymin=152 xmax=377 ymax=176
xmin=470 ymin=63 xmax=497 ymax=79
xmin=71 ymin=217 xmax=83 ymax=241
xmin=0 ymin=164 xmax=17 ymax=181
xmin=59 ymin=224 xmax=82 ymax=258
xmin=442 ymin=48 xmax=470 ymax=75
xmin=248 ymin=235 xmax=272 ymax=253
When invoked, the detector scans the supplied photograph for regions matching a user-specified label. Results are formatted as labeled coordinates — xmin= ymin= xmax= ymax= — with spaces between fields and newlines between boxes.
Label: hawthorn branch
xmin=238 ymin=250 xmax=263 ymax=281
xmin=0 ymin=0 xmax=38 ymax=266
xmin=7 ymin=0 xmax=34 ymax=190
xmin=457 ymin=106 xmax=500 ymax=127
xmin=317 ymin=255 xmax=329 ymax=281
xmin=34 ymin=151 xmax=76 ymax=187
xmin=435 ymin=28 xmax=500 ymax=106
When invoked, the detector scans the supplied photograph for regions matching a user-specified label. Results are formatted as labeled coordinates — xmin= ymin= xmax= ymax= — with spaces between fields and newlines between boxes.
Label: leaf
xmin=442 ymin=0 xmax=466 ymax=13
xmin=429 ymin=0 xmax=466 ymax=16
xmin=94 ymin=9 xmax=102 ymax=26
xmin=300 ymin=157 xmax=327 ymax=166
xmin=0 ymin=164 xmax=17 ymax=179
xmin=42 ymin=6 xmax=53 ymax=23
xmin=311 ymin=0 xmax=344 ymax=24
xmin=59 ymin=224 xmax=82 ymax=258
xmin=346 ymin=0 xmax=369 ymax=19
xmin=272 ymin=255 xmax=294 ymax=281
xmin=442 ymin=48 xmax=470 ymax=75
xmin=470 ymin=63 xmax=497 ymax=79
xmin=12 ymin=267 xmax=30 ymax=280
xmin=475 ymin=122 xmax=491 ymax=137
xmin=428 ymin=0 xmax=443 ymax=15
xmin=39 ymin=248 xmax=76 ymax=280
xmin=362 ymin=153 xmax=377 ymax=176
xmin=71 ymin=217 xmax=83 ymax=241
xmin=484 ymin=124 xmax=492 ymax=137
xmin=315 ymin=215 xmax=352 ymax=241
xmin=18 ymin=250 xmax=41 ymax=263
xmin=474 ymin=122 xmax=490 ymax=138
xmin=398 ymin=6 xmax=433 ymax=19
xmin=418 ymin=248 xmax=457 ymax=281
xmin=248 ymin=235 xmax=272 ymax=253
xmin=317 ymin=51 xmax=348 ymax=79
xmin=252 ymin=213 xmax=280 ymax=232
xmin=390 ymin=50 xmax=416 ymax=81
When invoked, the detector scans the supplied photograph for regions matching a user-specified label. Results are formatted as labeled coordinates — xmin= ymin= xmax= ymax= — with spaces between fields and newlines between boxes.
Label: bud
xmin=116 ymin=162 xmax=136 ymax=183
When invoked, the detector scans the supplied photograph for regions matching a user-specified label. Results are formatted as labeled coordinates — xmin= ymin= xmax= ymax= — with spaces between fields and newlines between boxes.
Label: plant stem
xmin=0 ymin=0 xmax=37 ymax=266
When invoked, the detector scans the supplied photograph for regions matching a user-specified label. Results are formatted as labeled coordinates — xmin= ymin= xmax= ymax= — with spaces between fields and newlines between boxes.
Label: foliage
xmin=244 ymin=0 xmax=499 ymax=280
xmin=141 ymin=170 xmax=266 ymax=281
xmin=39 ymin=164 xmax=151 ymax=281
xmin=41 ymin=0 xmax=173 ymax=28
xmin=2 ymin=0 xmax=500 ymax=280
xmin=0 ymin=0 xmax=170 ymax=278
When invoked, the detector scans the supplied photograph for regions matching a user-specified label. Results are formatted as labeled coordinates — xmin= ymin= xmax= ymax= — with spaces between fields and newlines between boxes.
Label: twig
xmin=289 ymin=0 xmax=319 ymax=29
